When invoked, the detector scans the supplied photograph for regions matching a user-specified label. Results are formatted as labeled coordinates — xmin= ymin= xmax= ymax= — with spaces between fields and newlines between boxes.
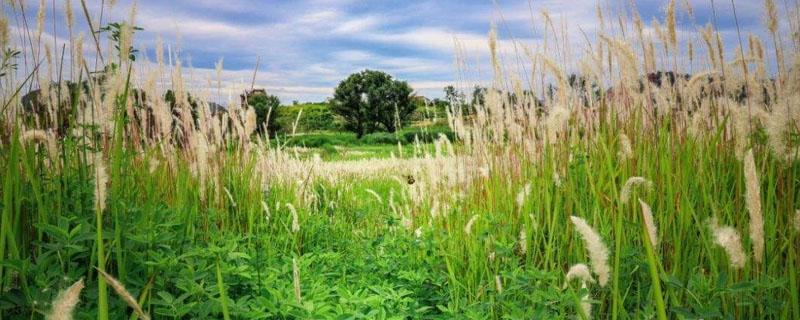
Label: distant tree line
xmin=20 ymin=68 xmax=775 ymax=140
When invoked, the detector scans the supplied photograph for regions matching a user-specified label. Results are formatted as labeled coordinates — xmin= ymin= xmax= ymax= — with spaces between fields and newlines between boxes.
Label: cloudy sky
xmin=6 ymin=0 xmax=784 ymax=103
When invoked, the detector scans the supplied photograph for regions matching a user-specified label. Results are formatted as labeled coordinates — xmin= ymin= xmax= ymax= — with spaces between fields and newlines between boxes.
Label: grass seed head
xmin=292 ymin=257 xmax=302 ymax=303
xmin=464 ymin=214 xmax=479 ymax=235
xmin=744 ymin=149 xmax=764 ymax=263
xmin=794 ymin=209 xmax=800 ymax=232
xmin=620 ymin=177 xmax=653 ymax=204
xmin=94 ymin=153 xmax=108 ymax=212
xmin=618 ymin=134 xmax=633 ymax=161
xmin=47 ymin=278 xmax=84 ymax=320
xmin=570 ymin=216 xmax=611 ymax=287
xmin=494 ymin=275 xmax=503 ymax=294
xmin=638 ymin=199 xmax=659 ymax=248
xmin=287 ymin=203 xmax=300 ymax=233
xmin=96 ymin=269 xmax=150 ymax=320
xmin=565 ymin=264 xmax=594 ymax=319
xmin=709 ymin=218 xmax=747 ymax=269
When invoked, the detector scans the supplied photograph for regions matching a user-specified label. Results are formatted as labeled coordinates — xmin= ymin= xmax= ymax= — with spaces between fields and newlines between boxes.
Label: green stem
xmin=216 ymin=257 xmax=231 ymax=320
xmin=642 ymin=223 xmax=667 ymax=320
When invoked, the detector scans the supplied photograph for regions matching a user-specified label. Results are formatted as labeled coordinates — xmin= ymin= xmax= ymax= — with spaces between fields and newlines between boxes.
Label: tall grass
xmin=0 ymin=0 xmax=799 ymax=319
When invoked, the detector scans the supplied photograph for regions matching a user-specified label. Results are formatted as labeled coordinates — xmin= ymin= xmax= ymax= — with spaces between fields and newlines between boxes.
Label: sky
xmin=5 ymin=0 xmax=786 ymax=103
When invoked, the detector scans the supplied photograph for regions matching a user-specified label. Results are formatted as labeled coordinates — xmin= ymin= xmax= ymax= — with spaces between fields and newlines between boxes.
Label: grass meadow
xmin=1 ymin=0 xmax=800 ymax=319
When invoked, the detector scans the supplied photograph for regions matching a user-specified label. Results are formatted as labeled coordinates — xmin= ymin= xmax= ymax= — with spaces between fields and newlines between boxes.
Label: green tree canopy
xmin=247 ymin=93 xmax=281 ymax=136
xmin=331 ymin=70 xmax=414 ymax=137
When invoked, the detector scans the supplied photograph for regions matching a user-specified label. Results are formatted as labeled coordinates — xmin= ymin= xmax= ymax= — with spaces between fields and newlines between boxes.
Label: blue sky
xmin=8 ymin=0 xmax=781 ymax=103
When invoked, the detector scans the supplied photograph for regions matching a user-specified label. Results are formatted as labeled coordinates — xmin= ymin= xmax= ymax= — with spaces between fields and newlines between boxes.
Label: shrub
xmin=276 ymin=103 xmax=343 ymax=134
xmin=400 ymin=125 xmax=456 ymax=144
xmin=361 ymin=132 xmax=402 ymax=145
xmin=282 ymin=132 xmax=358 ymax=148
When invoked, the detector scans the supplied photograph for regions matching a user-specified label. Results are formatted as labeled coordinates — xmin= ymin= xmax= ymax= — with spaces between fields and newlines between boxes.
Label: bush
xmin=281 ymin=132 xmax=358 ymax=148
xmin=276 ymin=103 xmax=343 ymax=134
xmin=361 ymin=132 xmax=402 ymax=145
xmin=400 ymin=125 xmax=456 ymax=144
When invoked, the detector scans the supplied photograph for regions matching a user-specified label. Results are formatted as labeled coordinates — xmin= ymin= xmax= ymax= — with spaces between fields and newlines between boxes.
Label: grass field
xmin=1 ymin=0 xmax=800 ymax=319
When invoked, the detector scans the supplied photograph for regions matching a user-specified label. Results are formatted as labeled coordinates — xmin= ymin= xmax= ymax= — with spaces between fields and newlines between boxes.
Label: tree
xmin=331 ymin=70 xmax=414 ymax=137
xmin=247 ymin=92 xmax=281 ymax=136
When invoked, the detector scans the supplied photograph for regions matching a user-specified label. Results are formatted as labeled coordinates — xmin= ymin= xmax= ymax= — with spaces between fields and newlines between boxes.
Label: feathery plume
xmin=540 ymin=54 xmax=568 ymax=90
xmin=618 ymin=134 xmax=633 ymax=161
xmin=292 ymin=258 xmax=302 ymax=303
xmin=47 ymin=278 xmax=84 ymax=320
xmin=764 ymin=0 xmax=778 ymax=34
xmin=553 ymin=171 xmax=562 ymax=187
xmin=94 ymin=153 xmax=108 ymax=212
xmin=620 ymin=177 xmax=653 ymax=204
xmin=709 ymin=219 xmax=747 ymax=269
xmin=701 ymin=24 xmax=719 ymax=69
xmin=287 ymin=203 xmax=300 ymax=233
xmin=666 ymin=0 xmax=677 ymax=48
xmin=21 ymin=129 xmax=58 ymax=159
xmin=96 ymin=269 xmax=150 ymax=320
xmin=488 ymin=24 xmax=500 ymax=77
xmin=365 ymin=189 xmax=383 ymax=203
xmin=570 ymin=216 xmax=611 ymax=286
xmin=743 ymin=149 xmax=764 ymax=263
xmin=261 ymin=201 xmax=271 ymax=222
xmin=565 ymin=264 xmax=594 ymax=284
xmin=64 ymin=0 xmax=74 ymax=31
xmin=495 ymin=275 xmax=503 ymax=294
xmin=244 ymin=107 xmax=257 ymax=137
xmin=545 ymin=106 xmax=571 ymax=143
xmin=794 ymin=209 xmax=800 ymax=232
xmin=638 ymin=199 xmax=659 ymax=248
xmin=464 ymin=214 xmax=479 ymax=235
xmin=0 ymin=14 xmax=8 ymax=48
xmin=564 ymin=264 xmax=594 ymax=319
xmin=519 ymin=229 xmax=528 ymax=255
xmin=516 ymin=183 xmax=531 ymax=208
xmin=765 ymin=96 xmax=800 ymax=160
xmin=36 ymin=0 xmax=45 ymax=39
xmin=223 ymin=187 xmax=236 ymax=208
xmin=599 ymin=34 xmax=639 ymax=79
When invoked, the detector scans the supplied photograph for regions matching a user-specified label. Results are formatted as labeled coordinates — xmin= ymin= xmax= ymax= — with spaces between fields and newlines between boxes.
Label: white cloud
xmin=334 ymin=15 xmax=381 ymax=34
